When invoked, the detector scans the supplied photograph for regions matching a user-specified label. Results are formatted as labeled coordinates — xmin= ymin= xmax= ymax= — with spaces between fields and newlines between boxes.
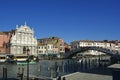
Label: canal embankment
xmin=60 ymin=67 xmax=112 ymax=80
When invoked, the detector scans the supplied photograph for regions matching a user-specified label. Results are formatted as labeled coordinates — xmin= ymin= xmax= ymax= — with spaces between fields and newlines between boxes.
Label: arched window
xmin=23 ymin=46 xmax=26 ymax=54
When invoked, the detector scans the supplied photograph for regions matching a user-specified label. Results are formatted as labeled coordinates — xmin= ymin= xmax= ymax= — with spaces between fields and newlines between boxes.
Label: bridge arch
xmin=63 ymin=46 xmax=119 ymax=58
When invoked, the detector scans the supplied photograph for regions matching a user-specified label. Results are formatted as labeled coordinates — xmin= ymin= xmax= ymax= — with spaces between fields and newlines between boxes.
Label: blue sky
xmin=0 ymin=0 xmax=120 ymax=43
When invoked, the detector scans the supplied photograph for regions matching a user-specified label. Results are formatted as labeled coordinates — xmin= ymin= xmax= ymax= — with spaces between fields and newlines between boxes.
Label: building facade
xmin=10 ymin=23 xmax=37 ymax=56
xmin=64 ymin=43 xmax=71 ymax=52
xmin=37 ymin=37 xmax=65 ymax=55
xmin=0 ymin=31 xmax=14 ymax=54
xmin=70 ymin=40 xmax=119 ymax=55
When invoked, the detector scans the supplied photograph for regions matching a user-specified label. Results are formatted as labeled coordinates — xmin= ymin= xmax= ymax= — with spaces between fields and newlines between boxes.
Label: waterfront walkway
xmin=60 ymin=67 xmax=112 ymax=80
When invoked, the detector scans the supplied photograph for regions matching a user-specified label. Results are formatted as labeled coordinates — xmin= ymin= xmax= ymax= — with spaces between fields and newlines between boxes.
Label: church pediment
xmin=17 ymin=25 xmax=33 ymax=33
xmin=16 ymin=22 xmax=33 ymax=33
xmin=10 ymin=23 xmax=36 ymax=44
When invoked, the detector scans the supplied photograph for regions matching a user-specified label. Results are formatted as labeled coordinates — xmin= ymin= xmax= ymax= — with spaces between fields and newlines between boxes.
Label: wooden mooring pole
xmin=3 ymin=67 xmax=7 ymax=80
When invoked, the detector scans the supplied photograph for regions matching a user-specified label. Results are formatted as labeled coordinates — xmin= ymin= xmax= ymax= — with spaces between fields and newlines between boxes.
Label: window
xmin=48 ymin=46 xmax=49 ymax=49
xmin=39 ymin=51 xmax=43 ymax=53
xmin=60 ymin=48 xmax=62 ymax=51
xmin=38 ymin=47 xmax=40 ymax=49
xmin=45 ymin=47 xmax=46 ymax=49
xmin=60 ymin=44 xmax=62 ymax=46
xmin=51 ymin=46 xmax=53 ymax=49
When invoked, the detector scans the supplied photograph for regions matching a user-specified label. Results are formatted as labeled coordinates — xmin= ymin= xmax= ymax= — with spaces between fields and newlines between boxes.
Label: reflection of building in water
xmin=10 ymin=22 xmax=37 ymax=56
xmin=71 ymin=40 xmax=120 ymax=55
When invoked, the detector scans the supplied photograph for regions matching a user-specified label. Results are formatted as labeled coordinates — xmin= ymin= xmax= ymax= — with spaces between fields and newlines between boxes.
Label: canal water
xmin=0 ymin=56 xmax=111 ymax=79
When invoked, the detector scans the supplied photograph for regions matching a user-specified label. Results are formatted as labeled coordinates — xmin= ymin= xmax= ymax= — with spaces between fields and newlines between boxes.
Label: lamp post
xmin=99 ymin=52 xmax=101 ymax=67
xmin=27 ymin=48 xmax=30 ymax=80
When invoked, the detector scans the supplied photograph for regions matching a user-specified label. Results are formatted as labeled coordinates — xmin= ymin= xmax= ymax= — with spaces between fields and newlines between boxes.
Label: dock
xmin=60 ymin=72 xmax=112 ymax=80
xmin=60 ymin=67 xmax=112 ymax=80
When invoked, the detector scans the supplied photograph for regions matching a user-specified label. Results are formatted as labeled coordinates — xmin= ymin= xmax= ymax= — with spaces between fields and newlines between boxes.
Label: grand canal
xmin=0 ymin=56 xmax=111 ymax=79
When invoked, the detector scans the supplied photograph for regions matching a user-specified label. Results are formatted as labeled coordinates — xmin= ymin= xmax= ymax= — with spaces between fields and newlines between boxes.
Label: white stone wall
xmin=70 ymin=40 xmax=114 ymax=55
xmin=79 ymin=41 xmax=110 ymax=48
xmin=72 ymin=41 xmax=112 ymax=48
xmin=10 ymin=23 xmax=37 ymax=56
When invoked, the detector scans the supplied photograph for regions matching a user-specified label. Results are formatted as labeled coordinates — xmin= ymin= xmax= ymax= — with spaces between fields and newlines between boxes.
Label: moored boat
xmin=0 ymin=55 xmax=6 ymax=63
xmin=17 ymin=61 xmax=36 ymax=65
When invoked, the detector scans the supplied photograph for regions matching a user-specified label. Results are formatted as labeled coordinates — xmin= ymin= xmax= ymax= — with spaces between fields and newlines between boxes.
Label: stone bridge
xmin=62 ymin=46 xmax=119 ymax=59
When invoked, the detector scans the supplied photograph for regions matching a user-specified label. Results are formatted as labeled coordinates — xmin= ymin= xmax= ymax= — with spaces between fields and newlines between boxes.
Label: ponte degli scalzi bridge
xmin=62 ymin=46 xmax=120 ymax=59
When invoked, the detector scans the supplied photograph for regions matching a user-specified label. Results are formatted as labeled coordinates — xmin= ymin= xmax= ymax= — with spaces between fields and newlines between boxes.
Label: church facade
xmin=10 ymin=23 xmax=37 ymax=56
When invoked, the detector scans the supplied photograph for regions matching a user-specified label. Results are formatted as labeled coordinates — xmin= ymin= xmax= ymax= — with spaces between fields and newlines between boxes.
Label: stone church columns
xmin=10 ymin=46 xmax=13 ymax=54
xmin=10 ymin=24 xmax=37 ymax=56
